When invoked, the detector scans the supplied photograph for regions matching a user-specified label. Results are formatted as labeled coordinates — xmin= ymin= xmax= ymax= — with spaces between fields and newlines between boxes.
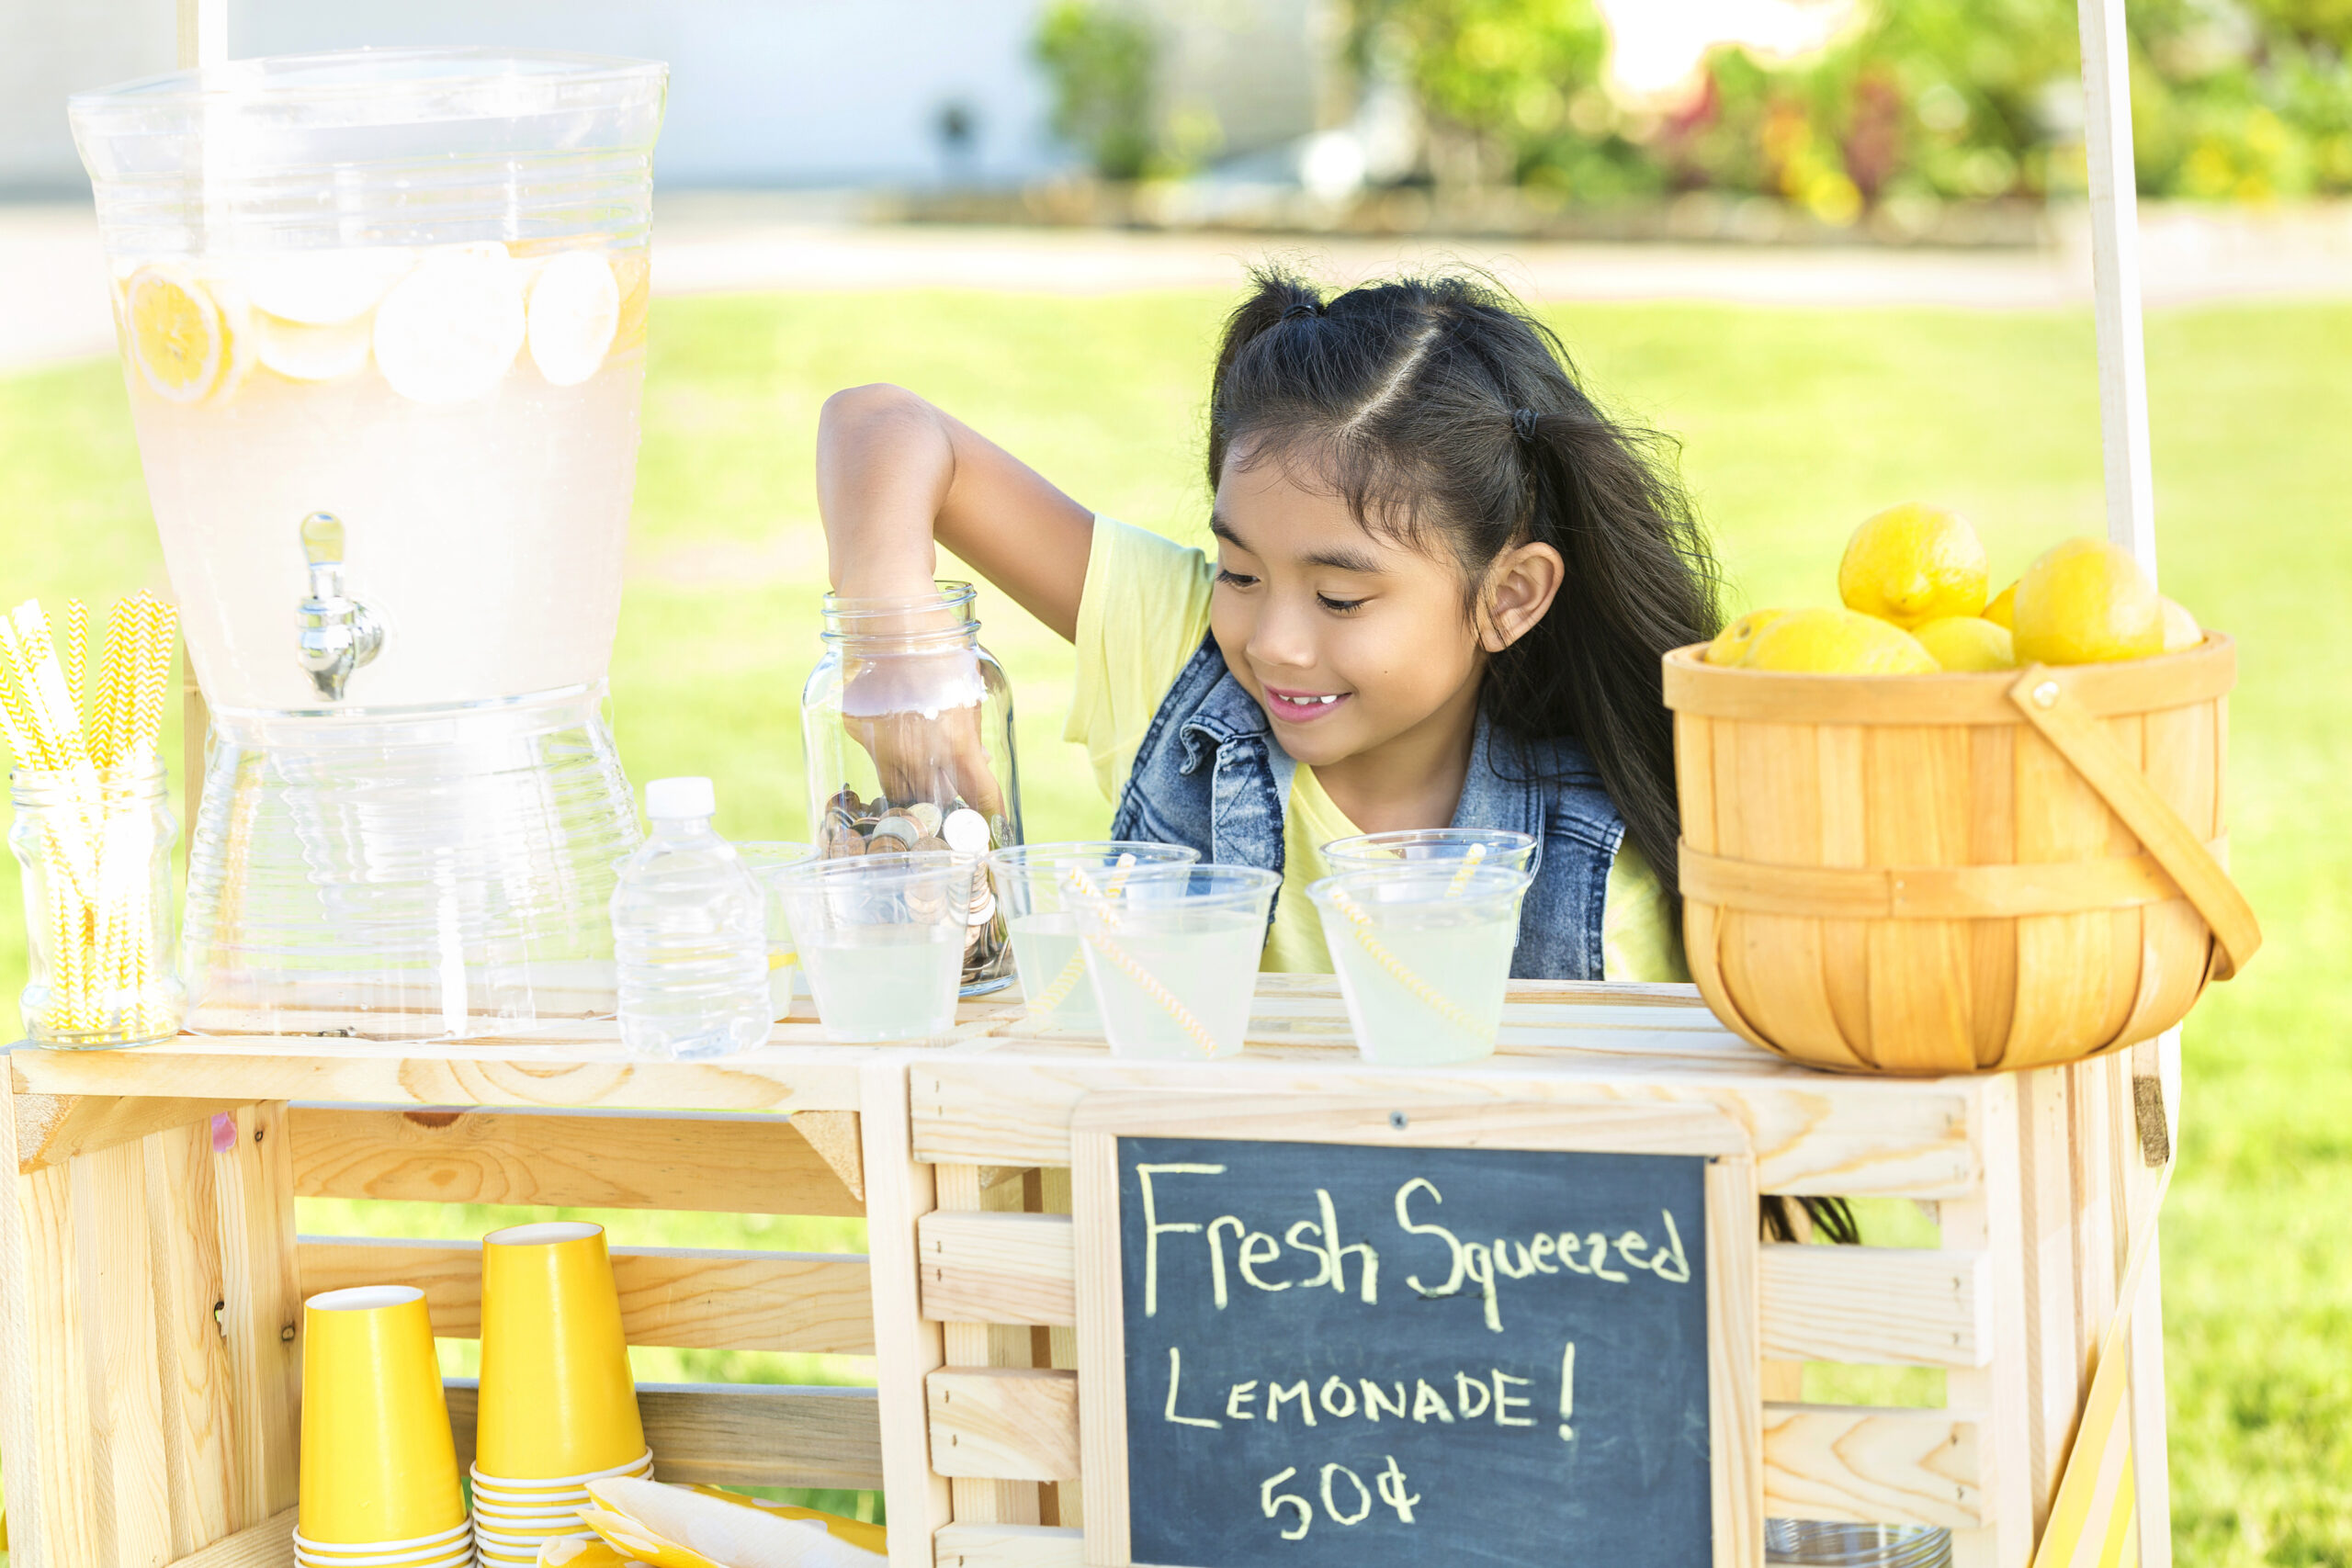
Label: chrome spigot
xmin=296 ymin=512 xmax=383 ymax=701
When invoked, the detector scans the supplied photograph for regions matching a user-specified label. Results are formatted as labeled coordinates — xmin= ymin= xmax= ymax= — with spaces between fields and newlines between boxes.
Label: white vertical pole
xmin=2074 ymin=5 xmax=2174 ymax=1565
xmin=177 ymin=0 xmax=230 ymax=69
xmin=2075 ymin=0 xmax=2158 ymax=576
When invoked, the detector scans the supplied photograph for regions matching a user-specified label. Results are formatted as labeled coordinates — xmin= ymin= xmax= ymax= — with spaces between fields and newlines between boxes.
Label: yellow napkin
xmin=572 ymin=1478 xmax=884 ymax=1566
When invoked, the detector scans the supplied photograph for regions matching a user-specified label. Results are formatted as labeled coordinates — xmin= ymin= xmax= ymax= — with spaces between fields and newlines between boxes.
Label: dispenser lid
xmin=646 ymin=777 xmax=715 ymax=819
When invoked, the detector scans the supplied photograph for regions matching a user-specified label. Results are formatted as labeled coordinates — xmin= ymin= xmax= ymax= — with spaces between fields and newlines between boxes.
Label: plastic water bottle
xmin=612 ymin=776 xmax=769 ymax=1060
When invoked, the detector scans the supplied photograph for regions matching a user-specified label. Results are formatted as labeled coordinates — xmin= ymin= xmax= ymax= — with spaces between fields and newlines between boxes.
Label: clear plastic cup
xmin=1308 ymin=864 xmax=1532 ymax=1066
xmin=1764 ymin=1519 xmax=1952 ymax=1565
xmin=773 ymin=852 xmax=978 ymax=1042
xmin=986 ymin=842 xmax=1199 ymax=1031
xmin=1069 ymin=864 xmax=1278 ymax=1060
xmin=736 ymin=840 xmax=820 ymax=1020
xmin=474 ymin=1223 xmax=645 ymax=1484
xmin=297 ymin=1287 xmax=468 ymax=1546
xmin=1321 ymin=827 xmax=1539 ymax=874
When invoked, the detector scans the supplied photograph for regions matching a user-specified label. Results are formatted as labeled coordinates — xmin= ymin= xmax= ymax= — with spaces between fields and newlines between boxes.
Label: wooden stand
xmin=0 ymin=977 xmax=2168 ymax=1567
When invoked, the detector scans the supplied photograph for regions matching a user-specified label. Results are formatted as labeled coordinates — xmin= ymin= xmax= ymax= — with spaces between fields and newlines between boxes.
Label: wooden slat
xmin=7 ymin=1040 xmax=870 ymax=1115
xmin=793 ymin=1109 xmax=868 ymax=1202
xmin=147 ymin=1117 xmax=238 ymax=1553
xmin=288 ymin=1104 xmax=864 ymax=1215
xmin=920 ymin=1211 xmax=1075 ymax=1326
xmin=213 ymin=1102 xmax=301 ymax=1533
xmin=910 ymin=1060 xmax=1982 ymax=1198
xmin=172 ymin=1507 xmax=293 ymax=1568
xmin=1762 ymin=1404 xmax=1985 ymax=1531
xmin=1759 ymin=1245 xmax=1990 ymax=1369
xmin=443 ymin=1381 xmax=883 ymax=1490
xmin=933 ymin=1165 xmax=1044 ymax=1526
xmin=860 ymin=1059 xmax=954 ymax=1568
xmin=926 ymin=1369 xmax=1080 ymax=1482
xmin=295 ymin=1235 xmax=876 ymax=1355
xmin=78 ymin=1138 xmax=175 ymax=1565
xmin=933 ymin=1522 xmax=1084 ymax=1567
xmin=13 ymin=1093 xmax=250 ymax=1174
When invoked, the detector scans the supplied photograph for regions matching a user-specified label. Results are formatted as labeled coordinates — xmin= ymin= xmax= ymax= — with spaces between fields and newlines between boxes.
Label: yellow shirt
xmin=1064 ymin=518 xmax=1689 ymax=981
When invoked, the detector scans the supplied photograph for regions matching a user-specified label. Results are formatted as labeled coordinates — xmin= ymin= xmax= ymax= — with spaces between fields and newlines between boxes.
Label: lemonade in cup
xmin=774 ymin=852 xmax=975 ymax=1042
xmin=987 ymin=842 xmax=1199 ymax=1030
xmin=1308 ymin=863 xmax=1532 ymax=1065
xmin=1069 ymin=863 xmax=1277 ymax=1060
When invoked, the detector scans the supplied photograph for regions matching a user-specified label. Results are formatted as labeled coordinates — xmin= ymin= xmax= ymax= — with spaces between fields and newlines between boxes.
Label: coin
xmin=908 ymin=801 xmax=944 ymax=838
xmin=913 ymin=834 xmax=951 ymax=854
xmin=830 ymin=787 xmax=865 ymax=817
xmin=943 ymin=807 xmax=991 ymax=853
xmin=870 ymin=816 xmax=922 ymax=849
xmin=967 ymin=891 xmax=998 ymax=927
xmin=825 ymin=832 xmax=866 ymax=859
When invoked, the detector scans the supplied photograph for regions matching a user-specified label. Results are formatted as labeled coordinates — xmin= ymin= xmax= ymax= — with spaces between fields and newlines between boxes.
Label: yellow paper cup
xmin=297 ymin=1286 xmax=468 ymax=1546
xmin=476 ymin=1222 xmax=647 ymax=1481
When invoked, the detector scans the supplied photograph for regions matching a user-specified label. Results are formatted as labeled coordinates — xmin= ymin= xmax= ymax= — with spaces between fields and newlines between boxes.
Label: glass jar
xmin=9 ymin=757 xmax=186 ymax=1048
xmin=800 ymin=582 xmax=1022 ymax=994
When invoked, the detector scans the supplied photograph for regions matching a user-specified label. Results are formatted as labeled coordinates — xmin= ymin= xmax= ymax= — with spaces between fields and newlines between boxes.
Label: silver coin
xmin=943 ymin=807 xmax=992 ymax=853
xmin=908 ymin=801 xmax=944 ymax=838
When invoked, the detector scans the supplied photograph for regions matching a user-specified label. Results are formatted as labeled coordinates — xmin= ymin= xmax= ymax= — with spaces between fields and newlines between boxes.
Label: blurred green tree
xmin=1035 ymin=0 xmax=1160 ymax=179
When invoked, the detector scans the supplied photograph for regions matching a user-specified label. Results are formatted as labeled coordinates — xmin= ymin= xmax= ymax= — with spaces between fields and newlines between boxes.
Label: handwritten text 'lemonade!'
xmin=1135 ymin=1162 xmax=1694 ymax=1543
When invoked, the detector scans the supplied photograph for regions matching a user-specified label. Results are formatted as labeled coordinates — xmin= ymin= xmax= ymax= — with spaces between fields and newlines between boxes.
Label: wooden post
xmin=2074 ymin=1 xmax=2175 ymax=1559
xmin=175 ymin=0 xmax=228 ymax=70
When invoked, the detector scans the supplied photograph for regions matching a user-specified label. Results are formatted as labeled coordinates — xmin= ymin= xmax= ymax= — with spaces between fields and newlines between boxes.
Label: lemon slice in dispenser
xmin=241 ymin=246 xmax=414 ymax=324
xmin=124 ymin=264 xmax=246 ymax=402
xmin=253 ymin=310 xmax=374 ymax=381
xmin=372 ymin=242 xmax=526 ymax=404
xmin=526 ymin=249 xmax=623 ymax=387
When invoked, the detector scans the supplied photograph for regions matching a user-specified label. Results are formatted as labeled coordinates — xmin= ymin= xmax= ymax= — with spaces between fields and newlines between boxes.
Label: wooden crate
xmin=871 ymin=976 xmax=2176 ymax=1568
xmin=0 ymin=1003 xmax=952 ymax=1568
xmin=2 ymin=978 xmax=2171 ymax=1568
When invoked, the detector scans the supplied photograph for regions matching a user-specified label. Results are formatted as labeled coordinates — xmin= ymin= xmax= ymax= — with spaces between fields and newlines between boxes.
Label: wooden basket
xmin=1665 ymin=634 xmax=2259 ymax=1074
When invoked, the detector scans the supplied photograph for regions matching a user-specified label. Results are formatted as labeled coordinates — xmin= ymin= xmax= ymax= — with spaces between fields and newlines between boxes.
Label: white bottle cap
xmin=645 ymin=776 xmax=716 ymax=819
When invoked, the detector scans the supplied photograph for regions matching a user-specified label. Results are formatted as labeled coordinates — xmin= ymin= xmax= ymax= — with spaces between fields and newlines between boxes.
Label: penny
xmin=830 ymin=788 xmax=865 ymax=817
xmin=825 ymin=833 xmax=866 ymax=859
xmin=913 ymin=834 xmax=951 ymax=854
xmin=942 ymin=808 xmax=992 ymax=854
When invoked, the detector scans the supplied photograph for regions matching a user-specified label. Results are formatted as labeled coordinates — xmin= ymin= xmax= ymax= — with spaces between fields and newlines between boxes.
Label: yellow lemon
xmin=1704 ymin=607 xmax=1790 ymax=665
xmin=2161 ymin=596 xmax=2202 ymax=653
xmin=2011 ymin=537 xmax=2164 ymax=664
xmin=1983 ymin=579 xmax=2018 ymax=628
xmin=124 ymin=265 xmax=243 ymax=402
xmin=1913 ymin=615 xmax=2015 ymax=671
xmin=1838 ymin=502 xmax=1989 ymax=628
xmin=1744 ymin=607 xmax=1939 ymax=674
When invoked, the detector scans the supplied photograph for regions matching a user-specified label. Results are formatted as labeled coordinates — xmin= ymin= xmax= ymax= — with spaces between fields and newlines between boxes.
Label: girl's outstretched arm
xmin=816 ymin=383 xmax=1096 ymax=641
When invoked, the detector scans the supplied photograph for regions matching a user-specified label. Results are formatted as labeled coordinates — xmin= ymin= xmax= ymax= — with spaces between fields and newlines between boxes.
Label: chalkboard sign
xmin=1071 ymin=1098 xmax=1757 ymax=1568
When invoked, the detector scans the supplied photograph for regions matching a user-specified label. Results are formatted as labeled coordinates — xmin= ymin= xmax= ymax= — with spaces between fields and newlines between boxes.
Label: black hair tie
xmin=1511 ymin=407 xmax=1540 ymax=443
xmin=1280 ymin=300 xmax=1321 ymax=321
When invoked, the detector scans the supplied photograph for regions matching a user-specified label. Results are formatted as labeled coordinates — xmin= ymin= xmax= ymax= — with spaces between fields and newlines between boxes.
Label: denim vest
xmin=1108 ymin=637 xmax=1625 ymax=980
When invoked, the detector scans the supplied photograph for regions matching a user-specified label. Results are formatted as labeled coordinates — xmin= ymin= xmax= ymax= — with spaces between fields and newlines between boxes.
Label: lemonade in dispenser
xmin=70 ymin=50 xmax=667 ymax=1038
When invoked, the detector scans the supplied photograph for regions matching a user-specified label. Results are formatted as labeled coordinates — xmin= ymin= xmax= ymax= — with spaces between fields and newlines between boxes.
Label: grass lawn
xmin=2 ymin=286 xmax=2346 ymax=1563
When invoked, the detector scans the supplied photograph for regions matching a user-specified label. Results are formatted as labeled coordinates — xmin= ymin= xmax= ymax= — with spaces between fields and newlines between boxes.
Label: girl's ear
xmin=1478 ymin=540 xmax=1566 ymax=653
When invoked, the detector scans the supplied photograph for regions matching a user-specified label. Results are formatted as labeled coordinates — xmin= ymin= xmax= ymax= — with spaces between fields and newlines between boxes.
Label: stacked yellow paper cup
xmin=294 ymin=1287 xmax=472 ymax=1568
xmin=470 ymin=1223 xmax=654 ymax=1564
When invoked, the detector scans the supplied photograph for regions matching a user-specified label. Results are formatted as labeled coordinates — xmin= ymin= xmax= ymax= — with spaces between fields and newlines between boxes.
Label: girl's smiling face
xmin=1208 ymin=450 xmax=1556 ymax=792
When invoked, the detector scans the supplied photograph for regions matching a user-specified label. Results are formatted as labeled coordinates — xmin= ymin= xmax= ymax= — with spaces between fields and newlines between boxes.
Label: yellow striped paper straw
xmin=1062 ymin=861 xmax=1220 ymax=1056
xmin=1327 ymin=886 xmax=1493 ymax=1043
xmin=1443 ymin=840 xmax=1488 ymax=898
xmin=63 ymin=599 xmax=85 ymax=727
xmin=1025 ymin=853 xmax=1137 ymax=1018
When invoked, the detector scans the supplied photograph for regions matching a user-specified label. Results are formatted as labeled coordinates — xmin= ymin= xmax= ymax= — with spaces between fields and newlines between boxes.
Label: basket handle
xmin=2007 ymin=667 xmax=2261 ymax=980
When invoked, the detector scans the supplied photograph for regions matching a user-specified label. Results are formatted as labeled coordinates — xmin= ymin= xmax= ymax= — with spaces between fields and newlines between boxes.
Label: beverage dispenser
xmin=70 ymin=49 xmax=667 ymax=1038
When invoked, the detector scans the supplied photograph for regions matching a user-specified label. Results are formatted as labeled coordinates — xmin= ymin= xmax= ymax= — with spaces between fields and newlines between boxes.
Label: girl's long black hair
xmin=1207 ymin=266 xmax=1719 ymax=906
xmin=1209 ymin=270 xmax=1856 ymax=1245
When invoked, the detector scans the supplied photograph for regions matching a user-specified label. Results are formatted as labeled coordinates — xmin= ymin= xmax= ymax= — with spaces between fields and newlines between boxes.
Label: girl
xmin=814 ymin=267 xmax=1715 ymax=984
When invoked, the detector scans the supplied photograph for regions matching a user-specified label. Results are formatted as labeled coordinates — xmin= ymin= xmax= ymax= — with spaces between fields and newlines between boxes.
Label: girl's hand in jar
xmin=840 ymin=647 xmax=1007 ymax=819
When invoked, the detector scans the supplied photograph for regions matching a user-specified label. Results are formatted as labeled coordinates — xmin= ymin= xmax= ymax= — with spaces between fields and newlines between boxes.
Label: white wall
xmin=0 ymin=0 xmax=179 ymax=191
xmin=5 ymin=0 xmax=1069 ymax=191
